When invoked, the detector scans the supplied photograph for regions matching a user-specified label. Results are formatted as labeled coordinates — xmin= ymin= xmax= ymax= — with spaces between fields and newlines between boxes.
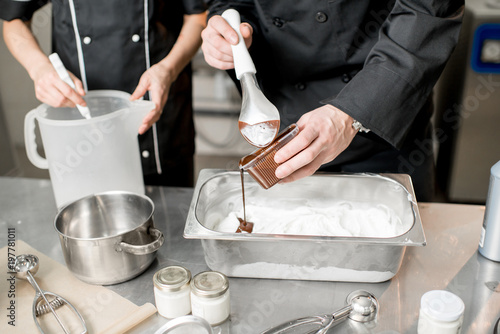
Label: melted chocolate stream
xmin=236 ymin=169 xmax=254 ymax=233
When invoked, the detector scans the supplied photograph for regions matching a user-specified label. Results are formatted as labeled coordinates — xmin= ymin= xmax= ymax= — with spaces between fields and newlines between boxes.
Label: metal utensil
xmin=222 ymin=9 xmax=280 ymax=147
xmin=260 ymin=290 xmax=378 ymax=334
xmin=48 ymin=53 xmax=91 ymax=120
xmin=13 ymin=254 xmax=87 ymax=334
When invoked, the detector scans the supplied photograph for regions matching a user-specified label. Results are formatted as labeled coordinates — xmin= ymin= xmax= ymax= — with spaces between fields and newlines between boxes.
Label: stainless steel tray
xmin=184 ymin=169 xmax=425 ymax=282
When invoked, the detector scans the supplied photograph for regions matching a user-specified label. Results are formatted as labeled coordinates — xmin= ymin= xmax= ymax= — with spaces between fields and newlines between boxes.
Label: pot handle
xmin=116 ymin=228 xmax=164 ymax=255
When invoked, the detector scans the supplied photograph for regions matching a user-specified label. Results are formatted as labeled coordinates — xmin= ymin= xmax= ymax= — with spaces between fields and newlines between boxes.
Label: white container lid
xmin=191 ymin=271 xmax=229 ymax=298
xmin=420 ymin=290 xmax=465 ymax=322
xmin=153 ymin=266 xmax=191 ymax=292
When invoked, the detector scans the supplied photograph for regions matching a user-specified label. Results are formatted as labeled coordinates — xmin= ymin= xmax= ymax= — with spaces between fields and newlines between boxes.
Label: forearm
xmin=2 ymin=19 xmax=51 ymax=81
xmin=157 ymin=12 xmax=207 ymax=80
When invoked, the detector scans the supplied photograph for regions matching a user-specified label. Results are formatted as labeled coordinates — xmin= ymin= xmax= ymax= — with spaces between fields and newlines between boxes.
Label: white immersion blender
xmin=49 ymin=53 xmax=91 ymax=120
xmin=222 ymin=9 xmax=280 ymax=148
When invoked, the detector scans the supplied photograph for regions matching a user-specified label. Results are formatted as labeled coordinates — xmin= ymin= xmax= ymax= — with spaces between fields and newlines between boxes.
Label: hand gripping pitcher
xmin=24 ymin=90 xmax=154 ymax=208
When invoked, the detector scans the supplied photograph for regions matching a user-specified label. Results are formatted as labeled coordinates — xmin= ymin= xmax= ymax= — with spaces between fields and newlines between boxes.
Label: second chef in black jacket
xmin=202 ymin=0 xmax=464 ymax=201
xmin=1 ymin=0 xmax=207 ymax=187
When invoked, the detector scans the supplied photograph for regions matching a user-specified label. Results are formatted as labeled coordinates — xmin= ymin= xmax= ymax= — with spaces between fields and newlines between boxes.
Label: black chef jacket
xmin=208 ymin=0 xmax=464 ymax=201
xmin=1 ymin=0 xmax=207 ymax=187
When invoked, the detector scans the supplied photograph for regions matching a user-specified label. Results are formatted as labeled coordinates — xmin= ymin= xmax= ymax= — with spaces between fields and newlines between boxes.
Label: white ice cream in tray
xmin=213 ymin=199 xmax=408 ymax=238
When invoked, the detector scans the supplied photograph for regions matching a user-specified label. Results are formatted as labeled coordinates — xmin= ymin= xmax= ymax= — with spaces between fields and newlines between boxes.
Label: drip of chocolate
xmin=236 ymin=168 xmax=254 ymax=233
xmin=236 ymin=217 xmax=254 ymax=233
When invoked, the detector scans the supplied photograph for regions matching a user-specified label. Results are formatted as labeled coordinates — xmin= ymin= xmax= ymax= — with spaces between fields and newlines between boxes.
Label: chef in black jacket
xmin=1 ymin=0 xmax=207 ymax=187
xmin=202 ymin=0 xmax=464 ymax=201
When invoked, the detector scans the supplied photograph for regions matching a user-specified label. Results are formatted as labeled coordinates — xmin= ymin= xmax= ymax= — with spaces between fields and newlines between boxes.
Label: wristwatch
xmin=352 ymin=119 xmax=370 ymax=133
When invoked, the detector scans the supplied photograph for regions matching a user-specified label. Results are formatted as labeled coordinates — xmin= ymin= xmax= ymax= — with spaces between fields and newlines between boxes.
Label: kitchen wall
xmin=0 ymin=4 xmax=52 ymax=148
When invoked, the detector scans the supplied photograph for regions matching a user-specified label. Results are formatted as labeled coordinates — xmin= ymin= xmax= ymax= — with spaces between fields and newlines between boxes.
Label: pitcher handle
xmin=116 ymin=228 xmax=164 ymax=255
xmin=24 ymin=108 xmax=48 ymax=169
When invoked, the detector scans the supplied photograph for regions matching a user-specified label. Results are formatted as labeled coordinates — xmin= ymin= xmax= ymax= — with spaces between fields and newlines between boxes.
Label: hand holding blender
xmin=48 ymin=53 xmax=91 ymax=119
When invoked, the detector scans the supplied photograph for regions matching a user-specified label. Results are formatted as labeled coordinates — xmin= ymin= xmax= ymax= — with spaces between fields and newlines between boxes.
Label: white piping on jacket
xmin=143 ymin=0 xmax=163 ymax=175
xmin=68 ymin=0 xmax=88 ymax=92
xmin=68 ymin=0 xmax=163 ymax=175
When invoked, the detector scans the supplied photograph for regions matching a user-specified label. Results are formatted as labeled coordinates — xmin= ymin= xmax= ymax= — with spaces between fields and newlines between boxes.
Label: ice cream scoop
xmin=261 ymin=290 xmax=378 ymax=333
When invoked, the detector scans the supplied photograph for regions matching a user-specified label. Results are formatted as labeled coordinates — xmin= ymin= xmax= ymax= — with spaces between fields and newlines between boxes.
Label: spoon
xmin=14 ymin=254 xmax=87 ymax=334
xmin=221 ymin=9 xmax=280 ymax=148
xmin=49 ymin=53 xmax=91 ymax=120
xmin=260 ymin=290 xmax=378 ymax=334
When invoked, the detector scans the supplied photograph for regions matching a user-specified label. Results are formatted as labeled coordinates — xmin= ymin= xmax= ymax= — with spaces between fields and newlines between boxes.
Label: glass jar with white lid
xmin=153 ymin=266 xmax=192 ymax=319
xmin=190 ymin=271 xmax=230 ymax=325
xmin=417 ymin=290 xmax=465 ymax=334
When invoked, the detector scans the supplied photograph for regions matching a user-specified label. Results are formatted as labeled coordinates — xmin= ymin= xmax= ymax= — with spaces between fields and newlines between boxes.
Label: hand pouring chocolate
xmin=222 ymin=9 xmax=280 ymax=147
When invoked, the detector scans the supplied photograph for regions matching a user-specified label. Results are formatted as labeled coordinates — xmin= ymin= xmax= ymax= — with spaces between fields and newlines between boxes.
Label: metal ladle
xmin=261 ymin=290 xmax=378 ymax=334
xmin=222 ymin=9 xmax=280 ymax=148
xmin=13 ymin=254 xmax=87 ymax=334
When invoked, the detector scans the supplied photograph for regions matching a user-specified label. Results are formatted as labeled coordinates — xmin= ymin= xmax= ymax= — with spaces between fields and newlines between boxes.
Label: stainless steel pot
xmin=54 ymin=191 xmax=164 ymax=285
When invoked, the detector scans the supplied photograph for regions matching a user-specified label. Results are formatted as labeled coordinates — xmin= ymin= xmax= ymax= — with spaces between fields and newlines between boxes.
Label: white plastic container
xmin=153 ymin=266 xmax=192 ymax=319
xmin=417 ymin=290 xmax=465 ymax=334
xmin=24 ymin=90 xmax=153 ymax=208
xmin=190 ymin=271 xmax=230 ymax=325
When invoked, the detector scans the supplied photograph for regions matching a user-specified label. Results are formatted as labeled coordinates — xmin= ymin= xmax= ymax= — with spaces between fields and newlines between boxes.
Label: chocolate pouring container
xmin=184 ymin=169 xmax=426 ymax=283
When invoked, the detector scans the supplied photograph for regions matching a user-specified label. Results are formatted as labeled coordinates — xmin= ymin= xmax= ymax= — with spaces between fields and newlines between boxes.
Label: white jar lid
xmin=420 ymin=290 xmax=465 ymax=322
xmin=153 ymin=266 xmax=191 ymax=292
xmin=191 ymin=271 xmax=229 ymax=298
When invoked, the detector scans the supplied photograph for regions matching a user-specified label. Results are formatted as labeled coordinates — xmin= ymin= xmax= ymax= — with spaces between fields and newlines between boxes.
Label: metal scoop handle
xmin=260 ymin=306 xmax=351 ymax=334
xmin=14 ymin=254 xmax=87 ymax=334
xmin=26 ymin=270 xmax=71 ymax=333
xmin=221 ymin=9 xmax=256 ymax=79
xmin=260 ymin=290 xmax=377 ymax=334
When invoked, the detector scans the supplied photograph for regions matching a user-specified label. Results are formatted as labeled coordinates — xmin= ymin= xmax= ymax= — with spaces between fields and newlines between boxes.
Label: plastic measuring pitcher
xmin=24 ymin=90 xmax=154 ymax=208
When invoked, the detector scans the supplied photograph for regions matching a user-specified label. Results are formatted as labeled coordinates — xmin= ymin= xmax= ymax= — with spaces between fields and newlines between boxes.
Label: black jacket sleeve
xmin=0 ymin=0 xmax=48 ymax=21
xmin=207 ymin=0 xmax=464 ymax=149
xmin=325 ymin=1 xmax=464 ymax=148
xmin=207 ymin=0 xmax=261 ymax=37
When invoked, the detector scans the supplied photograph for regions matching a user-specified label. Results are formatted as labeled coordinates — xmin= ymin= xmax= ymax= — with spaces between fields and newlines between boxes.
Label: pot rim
xmin=53 ymin=190 xmax=155 ymax=241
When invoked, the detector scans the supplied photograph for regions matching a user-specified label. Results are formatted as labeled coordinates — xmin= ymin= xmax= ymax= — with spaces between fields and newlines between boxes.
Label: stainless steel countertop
xmin=1 ymin=176 xmax=499 ymax=333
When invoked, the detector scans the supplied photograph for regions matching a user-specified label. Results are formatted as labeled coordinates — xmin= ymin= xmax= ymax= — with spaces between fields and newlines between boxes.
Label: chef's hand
xmin=274 ymin=105 xmax=358 ymax=183
xmin=130 ymin=62 xmax=174 ymax=135
xmin=31 ymin=61 xmax=87 ymax=108
xmin=201 ymin=15 xmax=253 ymax=70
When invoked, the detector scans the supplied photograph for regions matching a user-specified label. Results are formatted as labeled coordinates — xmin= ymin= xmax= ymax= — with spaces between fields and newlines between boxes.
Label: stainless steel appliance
xmin=435 ymin=0 xmax=500 ymax=202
